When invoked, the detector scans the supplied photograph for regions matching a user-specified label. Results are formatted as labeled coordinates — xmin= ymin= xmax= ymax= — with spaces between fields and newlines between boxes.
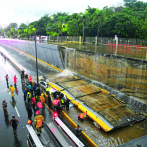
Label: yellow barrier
xmin=70 ymin=100 xmax=82 ymax=106
xmin=61 ymin=111 xmax=98 ymax=147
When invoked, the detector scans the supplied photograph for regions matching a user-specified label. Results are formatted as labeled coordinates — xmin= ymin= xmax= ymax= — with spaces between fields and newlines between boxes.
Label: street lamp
xmin=18 ymin=26 xmax=51 ymax=84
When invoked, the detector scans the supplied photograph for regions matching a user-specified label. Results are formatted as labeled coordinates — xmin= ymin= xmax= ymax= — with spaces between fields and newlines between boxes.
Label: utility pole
xmin=97 ymin=22 xmax=99 ymax=46
xmin=83 ymin=21 xmax=85 ymax=44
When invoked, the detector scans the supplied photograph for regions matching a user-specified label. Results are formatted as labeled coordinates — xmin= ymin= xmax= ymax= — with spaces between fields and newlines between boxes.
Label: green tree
xmin=6 ymin=31 xmax=11 ymax=38
xmin=67 ymin=19 xmax=79 ymax=36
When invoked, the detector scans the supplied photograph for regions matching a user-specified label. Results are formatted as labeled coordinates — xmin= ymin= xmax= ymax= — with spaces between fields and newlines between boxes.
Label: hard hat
xmin=12 ymin=115 xmax=15 ymax=118
xmin=3 ymin=99 xmax=6 ymax=101
xmin=36 ymin=110 xmax=40 ymax=115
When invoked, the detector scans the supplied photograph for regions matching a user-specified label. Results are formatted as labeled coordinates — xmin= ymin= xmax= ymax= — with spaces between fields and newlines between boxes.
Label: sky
xmin=0 ymin=0 xmax=147 ymax=28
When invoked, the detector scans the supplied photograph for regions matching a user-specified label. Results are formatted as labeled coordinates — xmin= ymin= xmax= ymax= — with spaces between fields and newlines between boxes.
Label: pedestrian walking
xmin=33 ymin=83 xmax=36 ymax=95
xmin=21 ymin=69 xmax=25 ymax=78
xmin=28 ymin=75 xmax=32 ymax=85
xmin=52 ymin=98 xmax=60 ymax=110
xmin=5 ymin=74 xmax=9 ymax=83
xmin=27 ymin=104 xmax=33 ymax=120
xmin=56 ymin=103 xmax=62 ymax=117
xmin=39 ymin=94 xmax=45 ymax=109
xmin=35 ymin=85 xmax=41 ymax=96
xmin=27 ymin=91 xmax=31 ymax=104
xmin=34 ymin=110 xmax=44 ymax=135
xmin=61 ymin=98 xmax=65 ymax=109
xmin=48 ymin=95 xmax=52 ymax=109
xmin=2 ymin=99 xmax=9 ymax=116
xmin=66 ymin=98 xmax=70 ymax=111
xmin=10 ymin=115 xmax=19 ymax=136
xmin=35 ymin=95 xmax=40 ymax=103
xmin=14 ymin=75 xmax=17 ymax=86
xmin=9 ymin=85 xmax=15 ymax=98
xmin=25 ymin=73 xmax=28 ymax=83
xmin=32 ymin=96 xmax=36 ymax=110
xmin=75 ymin=124 xmax=82 ymax=138
xmin=46 ymin=86 xmax=50 ymax=95
xmin=24 ymin=88 xmax=27 ymax=102
xmin=27 ymin=83 xmax=32 ymax=92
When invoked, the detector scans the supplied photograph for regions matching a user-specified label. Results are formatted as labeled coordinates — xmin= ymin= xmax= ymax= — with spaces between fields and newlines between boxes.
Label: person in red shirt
xmin=14 ymin=75 xmax=17 ymax=87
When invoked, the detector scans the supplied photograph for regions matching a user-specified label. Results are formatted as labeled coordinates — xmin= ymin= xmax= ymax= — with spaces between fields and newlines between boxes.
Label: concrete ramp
xmin=49 ymin=75 xmax=145 ymax=131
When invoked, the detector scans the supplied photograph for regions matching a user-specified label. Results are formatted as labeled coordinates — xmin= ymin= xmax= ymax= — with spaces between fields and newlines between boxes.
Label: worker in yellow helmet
xmin=9 ymin=85 xmax=15 ymax=98
xmin=34 ymin=110 xmax=44 ymax=135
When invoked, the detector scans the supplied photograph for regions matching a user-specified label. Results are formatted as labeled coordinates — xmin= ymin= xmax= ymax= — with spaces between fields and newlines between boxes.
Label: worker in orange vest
xmin=34 ymin=110 xmax=44 ymax=135
xmin=39 ymin=94 xmax=45 ymax=109
xmin=78 ymin=111 xmax=87 ymax=121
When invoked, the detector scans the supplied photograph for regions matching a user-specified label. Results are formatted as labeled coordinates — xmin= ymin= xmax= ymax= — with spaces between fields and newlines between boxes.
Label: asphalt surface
xmin=0 ymin=56 xmax=29 ymax=147
xmin=0 ymin=50 xmax=60 ymax=147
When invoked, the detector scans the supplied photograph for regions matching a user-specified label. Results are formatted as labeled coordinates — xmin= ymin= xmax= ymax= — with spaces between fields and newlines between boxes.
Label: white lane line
xmin=15 ymin=107 xmax=20 ymax=117
xmin=38 ymin=70 xmax=43 ymax=74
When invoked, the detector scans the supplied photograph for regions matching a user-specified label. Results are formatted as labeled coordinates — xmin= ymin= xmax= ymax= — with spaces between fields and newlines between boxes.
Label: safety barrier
xmin=107 ymin=43 xmax=147 ymax=59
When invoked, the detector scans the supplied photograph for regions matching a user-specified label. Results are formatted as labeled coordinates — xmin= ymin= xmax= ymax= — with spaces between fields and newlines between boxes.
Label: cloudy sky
xmin=0 ymin=0 xmax=147 ymax=27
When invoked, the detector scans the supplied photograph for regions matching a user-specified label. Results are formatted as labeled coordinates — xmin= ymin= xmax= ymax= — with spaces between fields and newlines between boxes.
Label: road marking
xmin=38 ymin=70 xmax=43 ymax=74
xmin=15 ymin=107 xmax=20 ymax=117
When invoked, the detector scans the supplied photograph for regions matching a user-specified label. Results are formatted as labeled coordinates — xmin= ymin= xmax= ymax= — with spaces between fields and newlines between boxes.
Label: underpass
xmin=1 ymin=43 xmax=147 ymax=147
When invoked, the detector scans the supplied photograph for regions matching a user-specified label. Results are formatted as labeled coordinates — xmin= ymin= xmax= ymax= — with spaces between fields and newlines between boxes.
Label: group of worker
xmin=4 ymin=69 xmax=84 ymax=137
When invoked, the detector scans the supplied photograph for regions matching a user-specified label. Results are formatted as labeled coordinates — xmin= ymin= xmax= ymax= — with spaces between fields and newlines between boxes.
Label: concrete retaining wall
xmin=0 ymin=39 xmax=64 ymax=70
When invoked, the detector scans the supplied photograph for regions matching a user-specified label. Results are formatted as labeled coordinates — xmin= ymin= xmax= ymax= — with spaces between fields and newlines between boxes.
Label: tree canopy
xmin=4 ymin=1 xmax=147 ymax=39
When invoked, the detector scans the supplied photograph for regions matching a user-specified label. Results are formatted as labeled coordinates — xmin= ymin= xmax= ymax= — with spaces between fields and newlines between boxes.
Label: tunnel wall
xmin=0 ymin=39 xmax=64 ymax=70
xmin=60 ymin=47 xmax=147 ymax=112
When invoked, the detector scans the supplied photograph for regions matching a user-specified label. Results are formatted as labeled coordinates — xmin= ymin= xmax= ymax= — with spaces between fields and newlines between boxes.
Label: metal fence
xmin=46 ymin=35 xmax=147 ymax=46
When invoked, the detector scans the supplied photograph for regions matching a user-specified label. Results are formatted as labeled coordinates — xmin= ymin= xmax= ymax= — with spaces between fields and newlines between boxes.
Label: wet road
xmin=1 ymin=44 xmax=147 ymax=147
xmin=0 ymin=55 xmax=29 ymax=147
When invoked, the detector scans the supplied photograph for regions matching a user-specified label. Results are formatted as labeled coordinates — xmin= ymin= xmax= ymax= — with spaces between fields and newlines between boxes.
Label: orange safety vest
xmin=79 ymin=113 xmax=84 ymax=119
xmin=40 ymin=96 xmax=45 ymax=103
xmin=34 ymin=115 xmax=44 ymax=128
